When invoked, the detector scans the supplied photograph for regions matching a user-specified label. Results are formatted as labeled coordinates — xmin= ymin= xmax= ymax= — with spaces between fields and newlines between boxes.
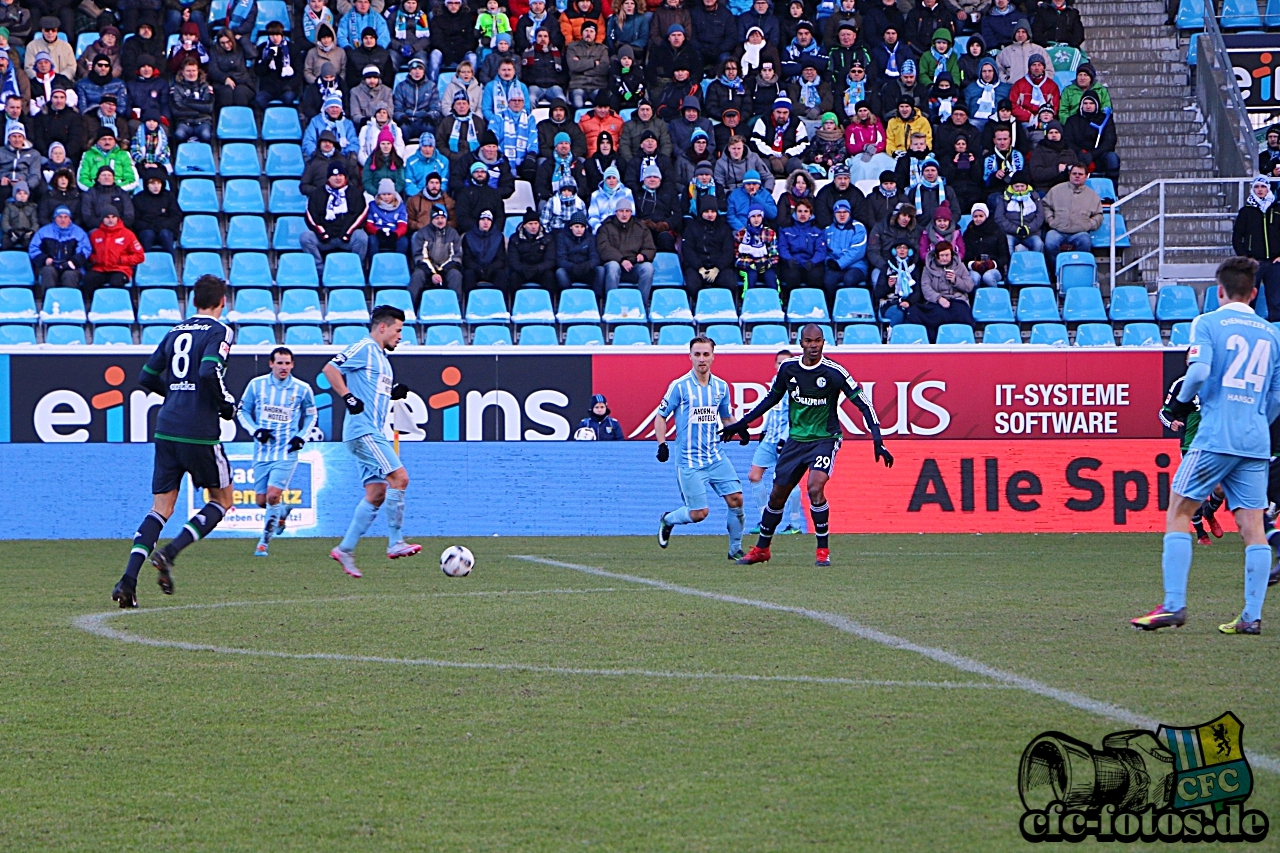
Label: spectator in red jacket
xmin=1009 ymin=53 xmax=1059 ymax=124
xmin=85 ymin=205 xmax=145 ymax=296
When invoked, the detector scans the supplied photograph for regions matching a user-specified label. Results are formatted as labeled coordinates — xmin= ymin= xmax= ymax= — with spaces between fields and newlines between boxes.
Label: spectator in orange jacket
xmin=578 ymin=92 xmax=623 ymax=156
xmin=84 ymin=205 xmax=145 ymax=296
xmin=560 ymin=0 xmax=607 ymax=45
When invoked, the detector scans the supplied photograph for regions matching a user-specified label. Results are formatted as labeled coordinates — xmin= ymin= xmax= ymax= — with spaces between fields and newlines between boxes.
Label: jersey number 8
xmin=171 ymin=332 xmax=193 ymax=379
xmin=1222 ymin=335 xmax=1271 ymax=392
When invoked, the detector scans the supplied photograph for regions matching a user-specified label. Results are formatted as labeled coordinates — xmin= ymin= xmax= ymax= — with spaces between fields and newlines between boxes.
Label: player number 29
xmin=171 ymin=332 xmax=193 ymax=379
xmin=1222 ymin=334 xmax=1271 ymax=392
xmin=815 ymin=456 xmax=831 ymax=469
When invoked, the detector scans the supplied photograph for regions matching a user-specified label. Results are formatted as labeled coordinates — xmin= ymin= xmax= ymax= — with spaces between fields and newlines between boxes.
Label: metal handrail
xmin=1198 ymin=9 xmax=1256 ymax=176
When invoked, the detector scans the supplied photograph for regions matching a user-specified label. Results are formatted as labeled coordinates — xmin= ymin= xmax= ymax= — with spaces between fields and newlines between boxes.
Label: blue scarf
xmin=717 ymin=73 xmax=744 ymax=94
xmin=227 ymin=0 xmax=254 ymax=28
xmin=842 ymin=77 xmax=865 ymax=116
xmin=913 ymin=173 xmax=944 ymax=213
xmin=889 ymin=252 xmax=914 ymax=297
xmin=499 ymin=109 xmax=531 ymax=163
xmin=799 ymin=77 xmax=822 ymax=109
xmin=448 ymin=114 xmax=477 ymax=153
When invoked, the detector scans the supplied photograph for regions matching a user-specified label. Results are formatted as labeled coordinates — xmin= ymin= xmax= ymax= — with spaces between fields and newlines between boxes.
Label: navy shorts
xmin=775 ymin=437 xmax=840 ymax=489
xmin=152 ymin=439 xmax=231 ymax=494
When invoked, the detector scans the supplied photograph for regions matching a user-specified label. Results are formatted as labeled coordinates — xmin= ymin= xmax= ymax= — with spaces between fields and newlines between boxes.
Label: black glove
xmin=718 ymin=421 xmax=751 ymax=445
xmin=253 ymin=428 xmax=272 ymax=443
xmin=390 ymin=383 xmax=410 ymax=400
xmin=1016 ymin=225 xmax=1030 ymax=239
xmin=1162 ymin=396 xmax=1195 ymax=426
xmin=218 ymin=400 xmax=235 ymax=420
xmin=656 ymin=442 xmax=669 ymax=462
xmin=288 ymin=435 xmax=306 ymax=453
xmin=343 ymin=393 xmax=364 ymax=415
xmin=874 ymin=440 xmax=894 ymax=468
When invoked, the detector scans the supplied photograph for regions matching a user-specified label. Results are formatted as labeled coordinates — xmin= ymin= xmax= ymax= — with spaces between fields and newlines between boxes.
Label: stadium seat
xmin=1169 ymin=321 xmax=1192 ymax=346
xmin=1221 ymin=0 xmax=1263 ymax=27
xmin=1062 ymin=287 xmax=1107 ymax=323
xmin=657 ymin=324 xmax=695 ymax=345
xmin=473 ymin=325 xmax=513 ymax=345
xmin=0 ymin=287 xmax=37 ymax=322
xmin=88 ymin=289 xmax=134 ymax=324
xmin=369 ymin=253 xmax=411 ymax=289
xmin=518 ymin=325 xmax=558 ymax=345
xmin=74 ymin=31 xmax=95 ymax=58
xmin=436 ymin=71 xmax=455 ymax=99
xmin=694 ymin=289 xmax=737 ymax=324
xmin=1092 ymin=211 xmax=1130 ymax=248
xmin=1015 ymin=287 xmax=1060 ymax=323
xmin=227 ymin=289 xmax=276 ymax=324
xmin=418 ymin=289 xmax=463 ymax=324
xmin=326 ymin=289 xmax=370 ymax=324
xmin=512 ymin=288 xmax=555 ymax=324
xmin=176 ymin=177 xmax=219 ymax=213
xmin=1086 ymin=177 xmax=1117 ymax=203
xmin=705 ymin=324 xmax=743 ymax=345
xmin=261 ymin=107 xmax=303 ymax=141
xmin=174 ymin=141 xmax=216 ymax=175
xmin=180 ymin=214 xmax=222 ymax=249
xmin=1155 ymin=285 xmax=1199 ymax=322
xmin=264 ymin=143 xmax=305 ymax=178
xmin=268 ymin=180 xmax=307 ymax=214
xmin=651 ymin=252 xmax=683 ymax=287
xmin=602 ymin=288 xmax=647 ymax=324
xmin=981 ymin=323 xmax=1022 ymax=344
xmin=750 ymin=324 xmax=789 ymax=345
xmin=373 ymin=289 xmax=417 ymax=323
xmin=0 ymin=250 xmax=32 ymax=285
xmin=135 ymin=254 xmax=178 ymax=288
xmin=278 ymin=290 xmax=324 ymax=324
xmin=971 ymin=287 xmax=1015 ymax=323
xmin=739 ymin=288 xmax=785 ymax=323
xmin=138 ymin=289 xmax=182 ymax=325
xmin=284 ymin=325 xmax=325 ymax=345
xmin=222 ymin=179 xmax=265 ymax=214
xmin=467 ymin=289 xmax=511 ymax=324
xmin=608 ymin=325 xmax=647 ymax=345
xmin=936 ymin=323 xmax=976 ymax=344
xmin=323 ymin=253 xmax=366 ymax=289
xmin=272 ymin=217 xmax=307 ymax=251
xmin=45 ymin=325 xmax=85 ymax=345
xmin=1055 ymin=251 xmax=1097 ymax=290
xmin=216 ymin=106 xmax=258 ymax=140
xmin=505 ymin=180 xmax=535 ymax=215
xmin=92 ymin=325 xmax=133 ymax=345
xmin=0 ymin=324 xmax=35 ymax=343
xmin=229 ymin=253 xmax=273 ymax=289
xmin=1074 ymin=322 xmax=1116 ymax=347
xmin=236 ymin=325 xmax=277 ymax=345
xmin=182 ymin=252 xmax=224 ymax=286
xmin=1203 ymin=286 xmax=1219 ymax=312
xmin=40 ymin=287 xmax=85 ymax=323
xmin=226 ymin=216 xmax=270 ymax=250
xmin=1053 ymin=70 xmax=1075 ymax=91
xmin=332 ymin=325 xmax=367 ymax=345
xmin=648 ymin=289 xmax=693 ymax=324
xmin=786 ymin=288 xmax=830 ymax=323
xmin=1109 ymin=285 xmax=1154 ymax=321
xmin=425 ymin=324 xmax=466 ymax=345
xmin=888 ymin=323 xmax=928 ymax=344
xmin=832 ymin=288 xmax=875 ymax=323
xmin=1121 ymin=322 xmax=1163 ymax=346
xmin=254 ymin=0 xmax=292 ymax=33
xmin=1029 ymin=323 xmax=1069 ymax=346
xmin=1007 ymin=251 xmax=1051 ymax=286
xmin=841 ymin=324 xmax=882 ymax=345
xmin=220 ymin=143 xmax=262 ymax=177
xmin=141 ymin=325 xmax=168 ymax=345
xmin=503 ymin=218 xmax=520 ymax=239
xmin=556 ymin=289 xmax=601 ymax=324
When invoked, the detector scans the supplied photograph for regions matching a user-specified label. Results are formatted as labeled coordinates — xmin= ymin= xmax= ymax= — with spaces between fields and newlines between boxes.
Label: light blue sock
xmin=261 ymin=503 xmax=281 ymax=544
xmin=1243 ymin=544 xmax=1271 ymax=623
xmin=752 ymin=477 xmax=771 ymax=526
xmin=339 ymin=499 xmax=380 ymax=553
xmin=1162 ymin=532 xmax=1193 ymax=612
xmin=727 ymin=505 xmax=745 ymax=553
xmin=385 ymin=488 xmax=406 ymax=546
xmin=665 ymin=507 xmax=695 ymax=525
xmin=783 ymin=486 xmax=804 ymax=531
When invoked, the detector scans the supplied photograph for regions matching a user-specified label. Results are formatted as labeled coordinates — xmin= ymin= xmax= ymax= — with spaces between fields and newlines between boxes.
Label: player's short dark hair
xmin=270 ymin=346 xmax=293 ymax=362
xmin=689 ymin=334 xmax=714 ymax=350
xmin=370 ymin=304 xmax=407 ymax=327
xmin=192 ymin=274 xmax=227 ymax=309
xmin=776 ymin=349 xmax=793 ymax=357
xmin=1219 ymin=257 xmax=1260 ymax=299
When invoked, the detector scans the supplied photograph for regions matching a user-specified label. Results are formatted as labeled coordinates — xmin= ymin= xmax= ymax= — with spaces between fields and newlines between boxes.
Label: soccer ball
xmin=440 ymin=545 xmax=474 ymax=577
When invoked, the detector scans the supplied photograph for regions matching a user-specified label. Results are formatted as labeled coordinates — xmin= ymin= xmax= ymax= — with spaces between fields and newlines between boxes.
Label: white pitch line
xmin=513 ymin=556 xmax=1280 ymax=777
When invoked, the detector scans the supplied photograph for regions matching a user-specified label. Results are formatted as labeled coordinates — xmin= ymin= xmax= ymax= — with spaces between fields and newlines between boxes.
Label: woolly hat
xmin=420 ymin=131 xmax=435 ymax=146
xmin=32 ymin=51 xmax=51 ymax=67
xmin=377 ymin=124 xmax=395 ymax=144
xmin=1045 ymin=119 xmax=1065 ymax=135
xmin=522 ymin=207 xmax=539 ymax=224
xmin=820 ymin=111 xmax=838 ymax=124
xmin=602 ymin=164 xmax=621 ymax=181
xmin=362 ymin=64 xmax=381 ymax=77
xmin=747 ymin=201 xmax=765 ymax=217
xmin=328 ymin=162 xmax=345 ymax=177
xmin=323 ymin=92 xmax=343 ymax=111
xmin=11 ymin=180 xmax=27 ymax=195
xmin=619 ymin=44 xmax=635 ymax=60
xmin=97 ymin=164 xmax=114 ymax=177
xmin=495 ymin=32 xmax=512 ymax=45
xmin=377 ymin=178 xmax=396 ymax=195
xmin=832 ymin=162 xmax=850 ymax=177
xmin=5 ymin=120 xmax=24 ymax=139
xmin=431 ymin=203 xmax=448 ymax=218
xmin=879 ymin=170 xmax=897 ymax=183
xmin=901 ymin=59 xmax=916 ymax=75
xmin=1077 ymin=62 xmax=1096 ymax=81
xmin=690 ymin=127 xmax=708 ymax=143
xmin=833 ymin=199 xmax=852 ymax=212
xmin=694 ymin=161 xmax=714 ymax=177
xmin=697 ymin=195 xmax=718 ymax=213
xmin=641 ymin=163 xmax=662 ymax=180
xmin=970 ymin=202 xmax=989 ymax=217
xmin=471 ymin=159 xmax=491 ymax=174
xmin=932 ymin=202 xmax=952 ymax=220
xmin=53 ymin=205 xmax=71 ymax=218
xmin=142 ymin=107 xmax=161 ymax=123
xmin=667 ymin=23 xmax=684 ymax=35
xmin=479 ymin=129 xmax=499 ymax=147
xmin=408 ymin=56 xmax=426 ymax=69
xmin=479 ymin=209 xmax=493 ymax=220
xmin=681 ymin=94 xmax=700 ymax=111
xmin=102 ymin=204 xmax=119 ymax=218
xmin=320 ymin=61 xmax=337 ymax=77
xmin=1010 ymin=170 xmax=1032 ymax=186
xmin=772 ymin=95 xmax=792 ymax=111
xmin=318 ymin=129 xmax=338 ymax=145
xmin=1028 ymin=52 xmax=1046 ymax=68
xmin=614 ymin=197 xmax=633 ymax=211
xmin=554 ymin=131 xmax=571 ymax=146
xmin=453 ymin=89 xmax=471 ymax=103
xmin=569 ymin=209 xmax=589 ymax=225
xmin=743 ymin=169 xmax=761 ymax=184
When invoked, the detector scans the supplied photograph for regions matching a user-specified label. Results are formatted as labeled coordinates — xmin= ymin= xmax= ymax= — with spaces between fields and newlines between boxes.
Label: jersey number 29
xmin=171 ymin=332 xmax=193 ymax=379
xmin=1223 ymin=334 xmax=1271 ymax=392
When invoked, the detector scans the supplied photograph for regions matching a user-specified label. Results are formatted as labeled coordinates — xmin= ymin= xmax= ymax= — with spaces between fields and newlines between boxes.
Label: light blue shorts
xmin=752 ymin=439 xmax=781 ymax=469
xmin=677 ymin=456 xmax=742 ymax=510
xmin=253 ymin=457 xmax=299 ymax=493
xmin=1172 ymin=448 xmax=1269 ymax=510
xmin=345 ymin=434 xmax=404 ymax=486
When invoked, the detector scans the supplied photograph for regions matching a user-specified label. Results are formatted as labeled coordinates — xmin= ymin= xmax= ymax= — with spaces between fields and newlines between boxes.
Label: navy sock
xmin=161 ymin=502 xmax=226 ymax=559
xmin=122 ymin=510 xmax=167 ymax=584
xmin=757 ymin=507 xmax=783 ymax=549
xmin=811 ymin=502 xmax=830 ymax=550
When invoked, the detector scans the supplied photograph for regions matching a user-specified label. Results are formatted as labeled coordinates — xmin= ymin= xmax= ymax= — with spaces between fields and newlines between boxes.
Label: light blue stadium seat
xmin=1267 ymin=0 xmax=1280 ymax=27
xmin=786 ymin=288 xmax=830 ymax=323
xmin=237 ymin=325 xmax=277 ymax=345
xmin=602 ymin=288 xmax=646 ymax=324
xmin=657 ymin=324 xmax=695 ymax=346
xmin=1062 ymin=287 xmax=1107 ymax=323
xmin=331 ymin=326 xmax=367 ymax=345
xmin=814 ymin=324 xmax=836 ymax=344
xmin=174 ymin=141 xmax=216 ymax=175
xmin=138 ymin=289 xmax=182 ymax=325
xmin=1121 ymin=322 xmax=1163 ymax=347
xmin=326 ymin=289 xmax=370 ymax=324
xmin=45 ymin=325 xmax=85 ymax=345
xmin=323 ymin=253 xmax=366 ymax=289
xmin=0 ymin=250 xmax=33 ymax=285
xmin=568 ymin=324 xmax=607 ymax=345
xmin=284 ymin=325 xmax=325 ymax=345
xmin=182 ymin=252 xmax=224 ymax=286
xmin=219 ymin=143 xmax=262 ymax=177
xmin=1221 ymin=0 xmax=1263 ymax=27
xmin=419 ymin=289 xmax=463 ymax=324
xmin=1176 ymin=0 xmax=1205 ymax=30
xmin=373 ymin=289 xmax=417 ymax=323
xmin=556 ymin=289 xmax=601 ymax=324
xmin=706 ymin=324 xmax=743 ymax=345
xmin=832 ymin=287 xmax=875 ymax=323
xmin=739 ymin=287 xmax=784 ymax=323
xmin=1156 ymin=285 xmax=1199 ymax=321
xmin=936 ymin=323 xmax=976 ymax=344
xmin=272 ymin=216 xmax=307 ymax=251
xmin=436 ymin=71 xmax=455 ymax=99
xmin=1109 ymin=285 xmax=1154 ymax=321
xmin=518 ymin=325 xmax=558 ymax=345
xmin=40 ymin=287 xmax=85 ymax=323
xmin=228 ymin=289 xmax=276 ymax=324
xmin=425 ymin=324 xmax=466 ymax=345
xmin=651 ymin=252 xmax=683 ymax=286
xmin=1203 ymin=285 xmax=1219 ymax=312
xmin=180 ymin=214 xmax=222 ymax=249
xmin=1029 ymin=323 xmax=1069 ymax=346
xmin=278 ymin=289 xmax=323 ymax=324
xmin=1055 ymin=251 xmax=1097 ymax=290
xmin=141 ymin=325 xmax=168 ymax=345
xmin=265 ymin=254 xmax=312 ymax=290
xmin=1074 ymin=322 xmax=1116 ymax=347
xmin=841 ymin=324 xmax=882 ymax=345
xmin=88 ymin=289 xmax=134 ymax=324
xmin=888 ymin=323 xmax=928 ymax=344
xmin=972 ymin=287 xmax=1015 ymax=323
xmin=1092 ymin=211 xmax=1130 ymax=248
xmin=75 ymin=31 xmax=95 ymax=58
xmin=606 ymin=325 xmax=645 ymax=344
xmin=512 ymin=288 xmax=555 ymax=324
xmin=255 ymin=0 xmax=292 ymax=31
xmin=369 ymin=253 xmax=411 ymax=289
xmin=262 ymin=107 xmax=303 ymax=141
xmin=573 ymin=107 xmax=591 ymax=122
xmin=176 ymin=177 xmax=218 ymax=213
xmin=648 ymin=289 xmax=692 ymax=324
xmin=503 ymin=218 xmax=520 ymax=239
xmin=135 ymin=254 xmax=178 ymax=288
xmin=216 ymin=106 xmax=258 ymax=140
xmin=1086 ymin=177 xmax=1117 ymax=202
xmin=92 ymin=325 xmax=134 ymax=345
xmin=223 ymin=179 xmax=265 ymax=213
xmin=0 ymin=324 xmax=35 ymax=343
xmin=1053 ymin=70 xmax=1075 ymax=91
xmin=264 ymin=143 xmax=305 ymax=178
xmin=981 ymin=323 xmax=1021 ymax=344
xmin=1007 ymin=251 xmax=1051 ymax=286
xmin=1016 ymin=287 xmax=1060 ymax=323
xmin=750 ymin=324 xmax=789 ymax=345
xmin=694 ymin=288 xmax=737 ymax=324
xmin=473 ymin=325 xmax=513 ymax=345
xmin=226 ymin=216 xmax=270 ymax=250
xmin=228 ymin=253 xmax=272 ymax=289
xmin=1169 ymin=322 xmax=1193 ymax=346
xmin=467 ymin=288 xmax=512 ymax=324
xmin=0 ymin=288 xmax=36 ymax=323
xmin=268 ymin=180 xmax=307 ymax=214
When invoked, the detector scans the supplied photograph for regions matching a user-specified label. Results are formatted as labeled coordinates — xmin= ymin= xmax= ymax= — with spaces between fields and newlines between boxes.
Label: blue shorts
xmin=253 ymin=457 xmax=299 ymax=493
xmin=677 ymin=456 xmax=742 ymax=510
xmin=1172 ymin=448 xmax=1269 ymax=510
xmin=345 ymin=434 xmax=404 ymax=486
xmin=752 ymin=439 xmax=782 ymax=469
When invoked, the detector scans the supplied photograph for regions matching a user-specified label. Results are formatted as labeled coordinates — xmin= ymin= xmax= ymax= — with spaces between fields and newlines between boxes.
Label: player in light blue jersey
xmin=237 ymin=347 xmax=318 ymax=557
xmin=1133 ymin=258 xmax=1280 ymax=635
xmin=321 ymin=305 xmax=421 ymax=577
xmin=747 ymin=349 xmax=805 ymax=535
xmin=655 ymin=335 xmax=747 ymax=559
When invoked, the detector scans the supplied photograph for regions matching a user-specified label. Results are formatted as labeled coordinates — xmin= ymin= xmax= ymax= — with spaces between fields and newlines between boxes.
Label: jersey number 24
xmin=1223 ymin=335 xmax=1271 ymax=392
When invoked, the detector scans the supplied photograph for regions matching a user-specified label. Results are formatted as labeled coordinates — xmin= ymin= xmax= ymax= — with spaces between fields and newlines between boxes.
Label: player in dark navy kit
xmin=720 ymin=324 xmax=893 ymax=566
xmin=111 ymin=275 xmax=238 ymax=608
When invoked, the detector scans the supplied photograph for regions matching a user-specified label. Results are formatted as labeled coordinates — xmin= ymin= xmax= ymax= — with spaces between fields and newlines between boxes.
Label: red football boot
xmin=737 ymin=546 xmax=771 ymax=565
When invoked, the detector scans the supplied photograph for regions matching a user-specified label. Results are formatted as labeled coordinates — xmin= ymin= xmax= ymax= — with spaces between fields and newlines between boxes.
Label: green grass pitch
xmin=2 ymin=534 xmax=1278 ymax=851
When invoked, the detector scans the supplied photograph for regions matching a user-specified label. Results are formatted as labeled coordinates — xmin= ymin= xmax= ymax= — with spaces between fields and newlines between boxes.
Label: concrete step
xmin=1095 ymin=61 xmax=1189 ymax=75
xmin=1087 ymin=37 xmax=1180 ymax=49
xmin=1075 ymin=0 xmax=1169 ymax=13
xmin=1116 ymin=135 xmax=1211 ymax=147
xmin=1081 ymin=14 xmax=1170 ymax=26
xmin=1115 ymin=111 xmax=1201 ymax=123
xmin=1085 ymin=48 xmax=1183 ymax=61
xmin=1081 ymin=24 xmax=1177 ymax=37
xmin=1108 ymin=85 xmax=1197 ymax=96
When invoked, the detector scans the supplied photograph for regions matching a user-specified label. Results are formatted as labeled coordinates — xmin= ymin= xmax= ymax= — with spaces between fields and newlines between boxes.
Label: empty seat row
xmin=970 ymin=285 xmax=1203 ymax=325
xmin=214 ymin=106 xmax=303 ymax=142
xmin=177 ymin=178 xmax=307 ymax=214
